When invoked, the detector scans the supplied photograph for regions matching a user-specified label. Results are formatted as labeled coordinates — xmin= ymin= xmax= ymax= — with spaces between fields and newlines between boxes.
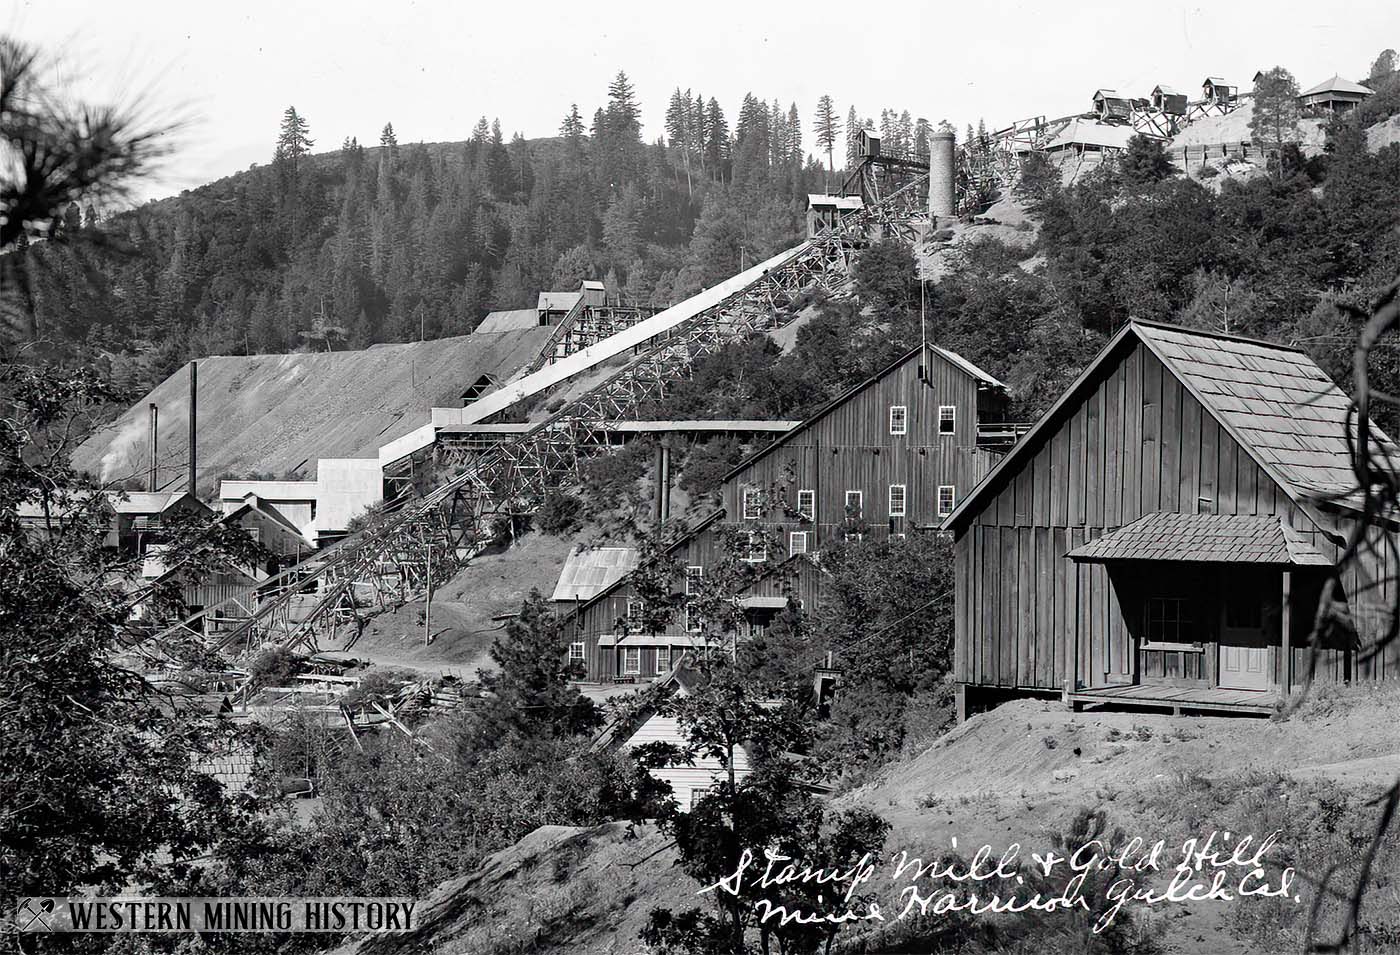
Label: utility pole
xmin=423 ymin=533 xmax=432 ymax=646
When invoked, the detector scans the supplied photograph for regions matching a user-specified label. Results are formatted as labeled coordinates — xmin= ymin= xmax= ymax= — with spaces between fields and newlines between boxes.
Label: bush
xmin=247 ymin=646 xmax=302 ymax=691
xmin=1198 ymin=161 xmax=1219 ymax=179
xmin=537 ymin=489 xmax=583 ymax=535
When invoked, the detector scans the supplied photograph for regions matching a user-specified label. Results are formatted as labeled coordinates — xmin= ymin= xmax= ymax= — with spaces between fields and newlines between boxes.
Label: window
xmin=685 ymin=605 xmax=702 ymax=633
xmin=789 ymin=531 xmax=810 ymax=556
xmin=938 ymin=405 xmax=956 ymax=435
xmin=745 ymin=530 xmax=768 ymax=563
xmin=742 ymin=486 xmax=763 ymax=520
xmin=656 ymin=646 xmax=671 ymax=674
xmin=889 ymin=405 xmax=908 ymax=435
xmin=569 ymin=642 xmax=585 ymax=663
xmin=889 ymin=484 xmax=907 ymax=517
xmin=892 ymin=532 xmax=907 ymax=541
xmin=845 ymin=490 xmax=863 ymax=517
xmin=685 ymin=565 xmax=703 ymax=595
xmin=1147 ymin=597 xmax=1192 ymax=644
xmin=623 ymin=647 xmax=641 ymax=675
xmin=937 ymin=485 xmax=956 ymax=516
xmin=626 ymin=597 xmax=644 ymax=633
xmin=797 ymin=489 xmax=816 ymax=522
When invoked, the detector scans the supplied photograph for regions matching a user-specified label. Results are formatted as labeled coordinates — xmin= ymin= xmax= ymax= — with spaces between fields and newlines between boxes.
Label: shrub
xmin=537 ymin=489 xmax=583 ymax=535
xmin=1198 ymin=161 xmax=1220 ymax=179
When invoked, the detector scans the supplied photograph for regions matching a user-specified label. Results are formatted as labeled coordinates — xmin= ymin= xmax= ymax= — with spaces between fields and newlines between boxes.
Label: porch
xmin=1065 ymin=682 xmax=1280 ymax=716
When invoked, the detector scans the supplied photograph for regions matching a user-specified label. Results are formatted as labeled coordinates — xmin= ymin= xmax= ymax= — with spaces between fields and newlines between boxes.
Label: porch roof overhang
xmin=1067 ymin=512 xmax=1333 ymax=566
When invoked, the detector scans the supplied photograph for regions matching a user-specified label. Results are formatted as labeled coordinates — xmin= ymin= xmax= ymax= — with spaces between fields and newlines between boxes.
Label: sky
xmin=6 ymin=0 xmax=1399 ymax=203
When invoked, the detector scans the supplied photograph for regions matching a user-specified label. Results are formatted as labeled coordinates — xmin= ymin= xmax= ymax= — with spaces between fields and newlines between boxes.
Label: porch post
xmin=1281 ymin=570 xmax=1292 ymax=693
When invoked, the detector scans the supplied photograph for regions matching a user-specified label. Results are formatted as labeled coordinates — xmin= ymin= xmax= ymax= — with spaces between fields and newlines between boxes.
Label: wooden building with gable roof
xmin=945 ymin=320 xmax=1399 ymax=717
xmin=563 ymin=342 xmax=1020 ymax=683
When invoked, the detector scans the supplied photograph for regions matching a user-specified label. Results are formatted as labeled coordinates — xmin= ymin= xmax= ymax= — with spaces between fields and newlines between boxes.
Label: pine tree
xmin=814 ymin=95 xmax=840 ymax=184
xmin=274 ymin=106 xmax=313 ymax=167
xmin=665 ymin=87 xmax=694 ymax=196
xmin=1249 ymin=66 xmax=1302 ymax=179
xmin=379 ymin=122 xmax=398 ymax=159
xmin=704 ymin=97 xmax=728 ymax=183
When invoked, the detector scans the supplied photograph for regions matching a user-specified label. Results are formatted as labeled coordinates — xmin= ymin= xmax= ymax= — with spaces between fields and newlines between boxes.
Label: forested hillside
xmin=20 ymin=72 xmax=933 ymax=389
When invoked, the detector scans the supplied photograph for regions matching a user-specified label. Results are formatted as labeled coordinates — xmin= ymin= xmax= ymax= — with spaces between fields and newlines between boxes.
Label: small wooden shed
xmin=1150 ymin=84 xmax=1188 ymax=115
xmin=946 ymin=321 xmax=1400 ymax=718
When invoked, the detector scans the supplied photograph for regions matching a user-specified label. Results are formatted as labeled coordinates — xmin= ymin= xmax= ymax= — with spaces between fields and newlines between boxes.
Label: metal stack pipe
xmin=928 ymin=130 xmax=956 ymax=224
xmin=147 ymin=404 xmax=159 ymax=491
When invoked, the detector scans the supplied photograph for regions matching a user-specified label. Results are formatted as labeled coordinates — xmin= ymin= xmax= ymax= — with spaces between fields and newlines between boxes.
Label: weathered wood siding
xmin=954 ymin=339 xmax=1399 ymax=691
xmin=721 ymin=346 xmax=998 ymax=549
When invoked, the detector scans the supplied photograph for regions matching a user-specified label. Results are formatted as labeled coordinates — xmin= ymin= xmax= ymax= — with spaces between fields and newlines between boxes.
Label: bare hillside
xmin=334 ymin=686 xmax=1400 ymax=954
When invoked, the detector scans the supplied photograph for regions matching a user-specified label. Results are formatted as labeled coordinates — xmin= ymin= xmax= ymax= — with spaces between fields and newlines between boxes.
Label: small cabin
xmin=858 ymin=128 xmax=881 ymax=157
xmin=1150 ymin=84 xmax=1188 ymax=115
xmin=580 ymin=279 xmax=607 ymax=307
xmin=590 ymin=661 xmax=753 ymax=809
xmin=1298 ymin=75 xmax=1375 ymax=114
xmin=1202 ymin=77 xmax=1236 ymax=106
xmin=947 ymin=321 xmax=1400 ymax=718
xmin=1092 ymin=89 xmax=1133 ymax=123
xmin=806 ymin=193 xmax=863 ymax=237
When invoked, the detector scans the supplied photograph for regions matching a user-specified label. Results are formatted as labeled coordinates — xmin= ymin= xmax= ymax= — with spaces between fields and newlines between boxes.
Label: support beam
xmin=1281 ymin=570 xmax=1292 ymax=694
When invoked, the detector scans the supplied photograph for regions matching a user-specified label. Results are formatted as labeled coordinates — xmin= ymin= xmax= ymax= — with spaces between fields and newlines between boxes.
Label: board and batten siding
xmin=721 ymin=346 xmax=998 ymax=547
xmin=952 ymin=338 xmax=1386 ymax=692
xmin=624 ymin=712 xmax=752 ymax=806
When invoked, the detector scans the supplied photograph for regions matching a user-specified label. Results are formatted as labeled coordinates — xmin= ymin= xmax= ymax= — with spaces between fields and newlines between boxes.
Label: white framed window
xmin=626 ymin=597 xmax=644 ymax=633
xmin=937 ymin=484 xmax=956 ymax=516
xmin=889 ymin=405 xmax=908 ymax=435
xmin=745 ymin=530 xmax=768 ymax=563
xmin=938 ymin=405 xmax=956 ymax=435
xmin=656 ymin=646 xmax=671 ymax=674
xmin=569 ymin=641 xmax=585 ymax=663
xmin=685 ymin=605 xmax=702 ymax=633
xmin=789 ymin=531 xmax=810 ymax=556
xmin=742 ymin=486 xmax=763 ymax=520
xmin=797 ymin=489 xmax=815 ymax=522
xmin=623 ymin=647 xmax=641 ymax=675
xmin=889 ymin=484 xmax=907 ymax=517
xmin=685 ymin=565 xmax=703 ymax=595
xmin=845 ymin=490 xmax=863 ymax=516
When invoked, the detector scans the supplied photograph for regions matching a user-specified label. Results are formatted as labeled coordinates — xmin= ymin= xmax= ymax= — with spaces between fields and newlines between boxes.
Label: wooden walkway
xmin=1067 ymin=682 xmax=1279 ymax=716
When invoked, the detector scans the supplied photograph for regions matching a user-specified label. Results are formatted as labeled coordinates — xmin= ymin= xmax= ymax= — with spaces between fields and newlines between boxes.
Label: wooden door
xmin=1218 ymin=585 xmax=1271 ymax=692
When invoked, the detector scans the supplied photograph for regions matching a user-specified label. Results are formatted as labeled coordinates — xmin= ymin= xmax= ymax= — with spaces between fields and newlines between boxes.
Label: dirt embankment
xmin=331 ymin=685 xmax=1400 ymax=954
xmin=344 ymin=531 xmax=576 ymax=675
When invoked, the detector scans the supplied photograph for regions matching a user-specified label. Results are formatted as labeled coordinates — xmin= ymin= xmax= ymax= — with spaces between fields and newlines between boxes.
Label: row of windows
xmin=889 ymin=404 xmax=956 ymax=436
xmin=569 ymin=644 xmax=687 ymax=676
xmin=743 ymin=484 xmax=957 ymax=521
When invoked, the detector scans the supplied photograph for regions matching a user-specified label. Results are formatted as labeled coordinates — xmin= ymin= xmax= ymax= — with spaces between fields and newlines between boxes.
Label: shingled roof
xmin=1134 ymin=322 xmax=1397 ymax=502
xmin=1067 ymin=512 xmax=1331 ymax=565
xmin=946 ymin=320 xmax=1398 ymax=531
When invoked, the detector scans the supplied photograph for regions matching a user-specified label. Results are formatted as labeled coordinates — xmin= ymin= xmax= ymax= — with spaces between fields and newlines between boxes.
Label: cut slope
xmin=74 ymin=329 xmax=552 ymax=495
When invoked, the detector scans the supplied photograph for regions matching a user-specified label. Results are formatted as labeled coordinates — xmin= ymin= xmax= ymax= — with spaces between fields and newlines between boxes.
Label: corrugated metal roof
xmin=1068 ymin=512 xmax=1331 ymax=565
xmin=551 ymin=546 xmax=639 ymax=602
xmin=476 ymin=308 xmax=538 ymax=333
xmin=1135 ymin=322 xmax=1398 ymax=503
xmin=1299 ymin=74 xmax=1375 ymax=98
xmin=1153 ymin=84 xmax=1185 ymax=96
xmin=807 ymin=193 xmax=863 ymax=210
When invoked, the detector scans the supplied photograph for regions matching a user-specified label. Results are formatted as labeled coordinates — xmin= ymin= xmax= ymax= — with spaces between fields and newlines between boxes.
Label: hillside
xmin=331 ymin=688 xmax=1400 ymax=955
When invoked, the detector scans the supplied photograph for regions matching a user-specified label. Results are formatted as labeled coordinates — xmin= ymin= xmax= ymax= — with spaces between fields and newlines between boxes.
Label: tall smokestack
xmin=928 ymin=130 xmax=956 ymax=225
xmin=653 ymin=444 xmax=672 ymax=525
xmin=148 ymin=403 xmax=159 ymax=492
xmin=187 ymin=362 xmax=198 ymax=496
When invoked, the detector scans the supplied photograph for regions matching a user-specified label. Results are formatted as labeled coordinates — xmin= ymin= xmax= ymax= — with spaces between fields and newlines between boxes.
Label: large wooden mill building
xmin=945 ymin=321 xmax=1400 ymax=717
xmin=563 ymin=342 xmax=1018 ymax=682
